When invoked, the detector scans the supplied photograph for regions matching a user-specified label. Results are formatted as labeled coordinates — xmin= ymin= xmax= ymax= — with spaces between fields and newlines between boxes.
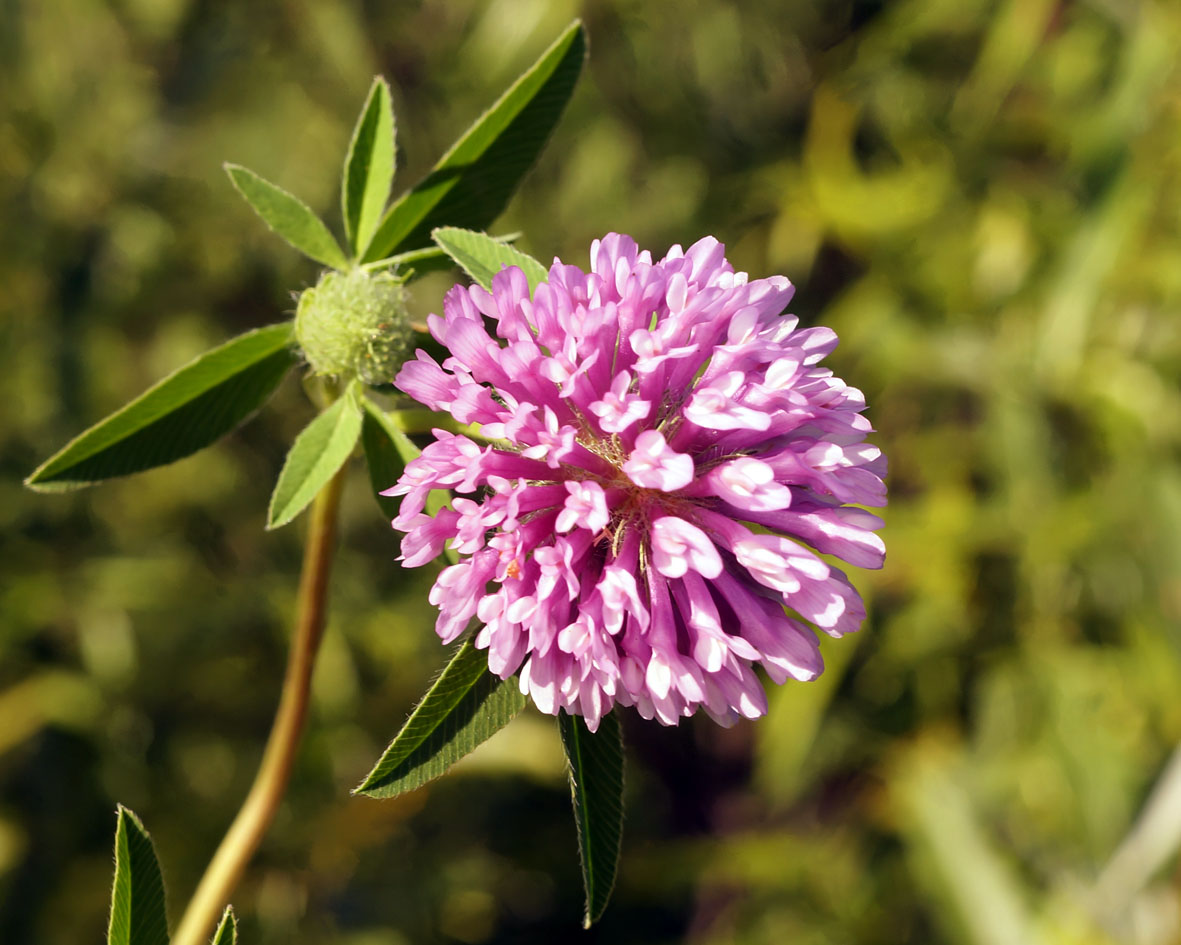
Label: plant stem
xmin=172 ymin=468 xmax=347 ymax=945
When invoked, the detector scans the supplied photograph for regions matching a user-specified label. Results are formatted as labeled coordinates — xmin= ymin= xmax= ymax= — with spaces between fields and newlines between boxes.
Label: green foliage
xmin=26 ymin=324 xmax=295 ymax=491
xmin=225 ymin=165 xmax=349 ymax=271
xmin=360 ymin=400 xmax=457 ymax=557
xmin=11 ymin=2 xmax=1181 ymax=943
xmin=267 ymin=384 xmax=363 ymax=529
xmin=355 ymin=640 xmax=528 ymax=799
xmin=342 ymin=77 xmax=396 ymax=259
xmin=209 ymin=907 xmax=236 ymax=945
xmin=107 ymin=806 xmax=169 ymax=945
xmin=432 ymin=227 xmax=548 ymax=294
xmin=359 ymin=400 xmax=409 ymax=521
xmin=891 ymin=745 xmax=1033 ymax=945
xmin=559 ymin=712 xmax=625 ymax=928
xmin=362 ymin=20 xmax=587 ymax=262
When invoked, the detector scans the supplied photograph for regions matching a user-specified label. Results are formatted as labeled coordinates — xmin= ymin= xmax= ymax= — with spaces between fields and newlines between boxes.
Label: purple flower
xmin=387 ymin=234 xmax=886 ymax=731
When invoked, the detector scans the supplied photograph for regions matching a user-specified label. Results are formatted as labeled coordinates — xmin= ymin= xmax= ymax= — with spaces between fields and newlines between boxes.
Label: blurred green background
xmin=4 ymin=0 xmax=1181 ymax=942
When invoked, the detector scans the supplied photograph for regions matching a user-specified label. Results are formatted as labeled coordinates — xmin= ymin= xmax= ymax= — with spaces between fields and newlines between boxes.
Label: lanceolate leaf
xmin=433 ymin=227 xmax=548 ymax=294
xmin=559 ymin=712 xmax=625 ymax=928
xmin=354 ymin=639 xmax=527 ymax=799
xmin=343 ymin=77 xmax=396 ymax=258
xmin=26 ymin=324 xmax=296 ymax=492
xmin=209 ymin=906 xmax=237 ymax=945
xmin=107 ymin=805 xmax=170 ymax=945
xmin=362 ymin=20 xmax=586 ymax=263
xmin=267 ymin=385 xmax=363 ymax=529
xmin=360 ymin=398 xmax=411 ymax=520
xmin=360 ymin=400 xmax=457 ymax=560
xmin=226 ymin=164 xmax=349 ymax=270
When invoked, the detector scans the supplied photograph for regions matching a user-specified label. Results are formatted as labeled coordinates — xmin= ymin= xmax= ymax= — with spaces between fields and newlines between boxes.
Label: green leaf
xmin=107 ymin=805 xmax=170 ymax=945
xmin=360 ymin=398 xmax=411 ymax=520
xmin=225 ymin=163 xmax=349 ymax=270
xmin=26 ymin=324 xmax=296 ymax=492
xmin=360 ymin=401 xmax=458 ymax=561
xmin=559 ymin=712 xmax=625 ymax=928
xmin=354 ymin=639 xmax=528 ymax=799
xmin=432 ymin=227 xmax=548 ymax=294
xmin=343 ymin=77 xmax=396 ymax=258
xmin=209 ymin=907 xmax=237 ymax=945
xmin=267 ymin=385 xmax=363 ymax=529
xmin=362 ymin=20 xmax=586 ymax=263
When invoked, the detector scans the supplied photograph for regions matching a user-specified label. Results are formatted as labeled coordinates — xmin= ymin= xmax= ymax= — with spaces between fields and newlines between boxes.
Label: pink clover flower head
xmin=388 ymin=234 xmax=886 ymax=731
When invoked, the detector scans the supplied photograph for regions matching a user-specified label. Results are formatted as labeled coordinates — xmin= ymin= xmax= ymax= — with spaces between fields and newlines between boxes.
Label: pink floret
xmin=389 ymin=234 xmax=886 ymax=731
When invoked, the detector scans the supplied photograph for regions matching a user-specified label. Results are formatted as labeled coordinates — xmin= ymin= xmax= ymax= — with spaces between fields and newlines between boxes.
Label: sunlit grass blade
xmin=209 ymin=906 xmax=236 ymax=945
xmin=107 ymin=805 xmax=170 ymax=945
xmin=432 ymin=227 xmax=548 ymax=294
xmin=354 ymin=639 xmax=527 ymax=799
xmin=343 ymin=76 xmax=396 ymax=257
xmin=361 ymin=20 xmax=586 ymax=263
xmin=267 ymin=384 xmax=363 ymax=529
xmin=891 ymin=742 xmax=1033 ymax=945
xmin=559 ymin=711 xmax=625 ymax=928
xmin=26 ymin=324 xmax=295 ymax=492
xmin=226 ymin=163 xmax=349 ymax=270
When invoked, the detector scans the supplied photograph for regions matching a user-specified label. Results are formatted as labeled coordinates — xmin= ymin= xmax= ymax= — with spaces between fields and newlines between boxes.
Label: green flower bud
xmin=294 ymin=268 xmax=412 ymax=386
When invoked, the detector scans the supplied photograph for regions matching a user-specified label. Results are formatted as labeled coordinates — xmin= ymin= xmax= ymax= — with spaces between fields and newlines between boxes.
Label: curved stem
xmin=172 ymin=468 xmax=347 ymax=945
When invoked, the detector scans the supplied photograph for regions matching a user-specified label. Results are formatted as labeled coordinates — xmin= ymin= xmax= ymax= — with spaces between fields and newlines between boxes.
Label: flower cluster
xmin=387 ymin=234 xmax=885 ymax=731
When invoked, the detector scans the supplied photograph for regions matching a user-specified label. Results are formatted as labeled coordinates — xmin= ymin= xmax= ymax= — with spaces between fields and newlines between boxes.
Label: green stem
xmin=172 ymin=467 xmax=347 ymax=945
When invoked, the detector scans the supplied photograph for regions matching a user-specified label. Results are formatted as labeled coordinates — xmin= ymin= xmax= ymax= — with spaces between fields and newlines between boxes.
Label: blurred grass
xmin=3 ymin=1 xmax=1181 ymax=943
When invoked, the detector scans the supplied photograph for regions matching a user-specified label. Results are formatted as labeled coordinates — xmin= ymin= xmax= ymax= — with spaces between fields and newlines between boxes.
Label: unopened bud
xmin=294 ymin=268 xmax=412 ymax=386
